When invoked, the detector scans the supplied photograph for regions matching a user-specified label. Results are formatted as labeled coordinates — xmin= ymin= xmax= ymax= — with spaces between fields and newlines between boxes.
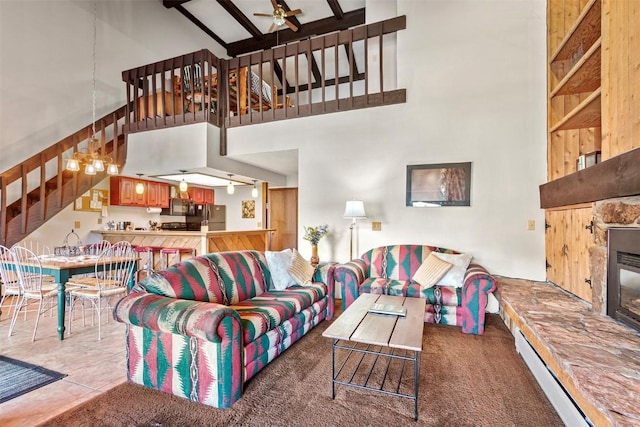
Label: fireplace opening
xmin=607 ymin=228 xmax=640 ymax=332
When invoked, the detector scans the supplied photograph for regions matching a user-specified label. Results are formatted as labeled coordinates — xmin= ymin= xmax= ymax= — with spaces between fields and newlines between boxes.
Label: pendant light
xmin=251 ymin=180 xmax=258 ymax=198
xmin=178 ymin=170 xmax=188 ymax=192
xmin=227 ymin=174 xmax=235 ymax=195
xmin=135 ymin=173 xmax=145 ymax=195
xmin=65 ymin=1 xmax=119 ymax=176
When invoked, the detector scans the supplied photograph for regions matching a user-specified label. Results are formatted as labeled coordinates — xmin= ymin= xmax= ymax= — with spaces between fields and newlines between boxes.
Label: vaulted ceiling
xmin=163 ymin=0 xmax=366 ymax=57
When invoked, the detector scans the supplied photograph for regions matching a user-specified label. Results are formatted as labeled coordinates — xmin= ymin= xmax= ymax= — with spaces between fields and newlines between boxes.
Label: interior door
xmin=268 ymin=188 xmax=298 ymax=251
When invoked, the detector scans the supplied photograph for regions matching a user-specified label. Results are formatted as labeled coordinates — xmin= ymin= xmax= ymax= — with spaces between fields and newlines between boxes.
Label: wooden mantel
xmin=539 ymin=147 xmax=640 ymax=209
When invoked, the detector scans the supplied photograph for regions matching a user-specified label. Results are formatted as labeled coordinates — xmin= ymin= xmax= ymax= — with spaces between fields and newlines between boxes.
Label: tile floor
xmin=0 ymin=298 xmax=125 ymax=426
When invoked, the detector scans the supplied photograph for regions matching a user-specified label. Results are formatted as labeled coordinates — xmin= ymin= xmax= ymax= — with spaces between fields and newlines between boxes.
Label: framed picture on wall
xmin=406 ymin=162 xmax=471 ymax=207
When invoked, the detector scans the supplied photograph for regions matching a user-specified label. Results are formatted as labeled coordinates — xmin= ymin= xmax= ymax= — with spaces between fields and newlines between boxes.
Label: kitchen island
xmin=93 ymin=229 xmax=275 ymax=270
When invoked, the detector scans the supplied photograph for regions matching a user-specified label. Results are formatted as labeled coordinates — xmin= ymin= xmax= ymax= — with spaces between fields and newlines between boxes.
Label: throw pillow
xmin=265 ymin=249 xmax=297 ymax=290
xmin=288 ymin=249 xmax=315 ymax=285
xmin=412 ymin=252 xmax=453 ymax=288
xmin=431 ymin=252 xmax=473 ymax=288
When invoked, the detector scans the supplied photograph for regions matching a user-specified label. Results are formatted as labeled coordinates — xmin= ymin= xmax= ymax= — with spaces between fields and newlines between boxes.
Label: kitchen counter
xmin=92 ymin=229 xmax=275 ymax=269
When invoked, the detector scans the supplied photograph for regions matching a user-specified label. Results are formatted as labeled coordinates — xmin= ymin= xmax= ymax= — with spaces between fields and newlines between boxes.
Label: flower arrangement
xmin=303 ymin=224 xmax=329 ymax=246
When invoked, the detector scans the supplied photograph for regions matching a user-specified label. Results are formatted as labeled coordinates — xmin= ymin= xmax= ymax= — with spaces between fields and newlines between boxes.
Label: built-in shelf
xmin=550 ymin=39 xmax=601 ymax=98
xmin=550 ymin=0 xmax=601 ymax=64
xmin=550 ymin=88 xmax=601 ymax=132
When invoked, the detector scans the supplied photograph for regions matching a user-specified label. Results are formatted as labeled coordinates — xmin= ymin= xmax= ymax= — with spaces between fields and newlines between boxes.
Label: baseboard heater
xmin=514 ymin=327 xmax=592 ymax=426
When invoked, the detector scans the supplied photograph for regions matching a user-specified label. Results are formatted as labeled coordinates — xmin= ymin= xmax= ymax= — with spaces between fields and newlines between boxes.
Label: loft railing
xmin=121 ymin=15 xmax=406 ymax=133
xmin=0 ymin=106 xmax=128 ymax=247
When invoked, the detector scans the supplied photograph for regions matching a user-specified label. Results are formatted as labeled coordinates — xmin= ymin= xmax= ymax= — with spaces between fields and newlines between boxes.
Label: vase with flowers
xmin=303 ymin=224 xmax=329 ymax=266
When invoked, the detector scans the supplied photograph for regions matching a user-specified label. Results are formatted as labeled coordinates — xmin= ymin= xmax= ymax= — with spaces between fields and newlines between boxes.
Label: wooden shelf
xmin=550 ymin=39 xmax=601 ymax=98
xmin=550 ymin=88 xmax=601 ymax=132
xmin=550 ymin=0 xmax=601 ymax=64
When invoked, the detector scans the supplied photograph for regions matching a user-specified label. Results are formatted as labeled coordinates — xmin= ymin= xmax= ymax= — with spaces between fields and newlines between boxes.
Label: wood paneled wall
xmin=601 ymin=0 xmax=640 ymax=160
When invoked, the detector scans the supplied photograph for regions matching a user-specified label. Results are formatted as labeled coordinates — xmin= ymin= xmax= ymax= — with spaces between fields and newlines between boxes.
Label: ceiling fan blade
xmin=284 ymin=19 xmax=298 ymax=32
xmin=285 ymin=9 xmax=302 ymax=17
xmin=268 ymin=22 xmax=277 ymax=33
xmin=254 ymin=12 xmax=273 ymax=17
xmin=270 ymin=0 xmax=278 ymax=10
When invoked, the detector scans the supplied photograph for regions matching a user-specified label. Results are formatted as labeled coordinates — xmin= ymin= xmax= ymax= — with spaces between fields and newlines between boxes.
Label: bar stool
xmin=134 ymin=246 xmax=163 ymax=281
xmin=160 ymin=247 xmax=196 ymax=269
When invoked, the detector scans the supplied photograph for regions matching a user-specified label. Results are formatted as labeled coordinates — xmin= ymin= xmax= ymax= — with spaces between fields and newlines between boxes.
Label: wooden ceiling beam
xmin=216 ymin=0 xmax=264 ymax=40
xmin=326 ymin=0 xmax=344 ymax=19
xmin=163 ymin=0 xmax=192 ymax=8
xmin=174 ymin=4 xmax=228 ymax=49
xmin=227 ymin=8 xmax=365 ymax=57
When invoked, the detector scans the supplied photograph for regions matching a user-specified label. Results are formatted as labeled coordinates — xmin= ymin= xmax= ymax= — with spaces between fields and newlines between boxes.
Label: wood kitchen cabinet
xmin=146 ymin=181 xmax=170 ymax=208
xmin=189 ymin=187 xmax=214 ymax=205
xmin=111 ymin=176 xmax=136 ymax=206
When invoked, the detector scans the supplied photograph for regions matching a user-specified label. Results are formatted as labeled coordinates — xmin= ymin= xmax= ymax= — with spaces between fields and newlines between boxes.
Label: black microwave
xmin=162 ymin=199 xmax=197 ymax=216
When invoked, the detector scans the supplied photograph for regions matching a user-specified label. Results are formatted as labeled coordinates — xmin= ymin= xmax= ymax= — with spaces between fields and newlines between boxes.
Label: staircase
xmin=0 ymin=106 xmax=129 ymax=247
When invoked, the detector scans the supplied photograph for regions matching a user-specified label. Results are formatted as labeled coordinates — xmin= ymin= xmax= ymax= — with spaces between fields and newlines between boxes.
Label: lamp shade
xmin=344 ymin=200 xmax=367 ymax=219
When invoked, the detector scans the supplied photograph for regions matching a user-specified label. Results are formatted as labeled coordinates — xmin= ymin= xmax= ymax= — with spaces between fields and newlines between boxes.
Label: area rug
xmin=42 ymin=315 xmax=563 ymax=426
xmin=0 ymin=356 xmax=66 ymax=404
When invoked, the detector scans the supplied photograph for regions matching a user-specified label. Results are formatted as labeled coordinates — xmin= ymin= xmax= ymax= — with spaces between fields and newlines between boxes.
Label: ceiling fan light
xmin=274 ymin=15 xmax=285 ymax=26
xmin=66 ymin=158 xmax=80 ymax=172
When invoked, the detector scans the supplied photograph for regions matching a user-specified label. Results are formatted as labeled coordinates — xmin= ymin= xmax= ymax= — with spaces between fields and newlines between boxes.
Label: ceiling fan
xmin=254 ymin=0 xmax=302 ymax=33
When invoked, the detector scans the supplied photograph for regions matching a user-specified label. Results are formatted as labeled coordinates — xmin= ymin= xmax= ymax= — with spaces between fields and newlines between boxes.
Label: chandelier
xmin=66 ymin=1 xmax=118 ymax=177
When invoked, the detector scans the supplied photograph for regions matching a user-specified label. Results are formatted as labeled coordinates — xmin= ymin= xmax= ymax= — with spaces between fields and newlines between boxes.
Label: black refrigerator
xmin=187 ymin=204 xmax=226 ymax=231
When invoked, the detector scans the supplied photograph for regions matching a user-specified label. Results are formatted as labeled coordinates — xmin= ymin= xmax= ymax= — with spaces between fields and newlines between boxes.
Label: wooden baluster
xmin=307 ymin=41 xmax=312 ymax=114
xmin=379 ymin=23 xmax=383 ymax=94
xmin=334 ymin=35 xmax=339 ymax=103
xmin=40 ymin=153 xmax=46 ymax=219
xmin=348 ymin=31 xmax=354 ymax=108
xmin=57 ymin=145 xmax=64 ymax=208
xmin=20 ymin=164 xmax=27 ymax=233
xmin=282 ymin=50 xmax=287 ymax=119
xmin=0 ymin=175 xmax=7 ymax=245
xmin=321 ymin=37 xmax=326 ymax=112
xmin=364 ymin=25 xmax=369 ymax=98
xmin=294 ymin=43 xmax=299 ymax=116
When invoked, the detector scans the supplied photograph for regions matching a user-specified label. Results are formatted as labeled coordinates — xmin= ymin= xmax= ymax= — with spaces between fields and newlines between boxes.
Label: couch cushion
xmin=265 ymin=249 xmax=297 ymax=290
xmin=364 ymin=245 xmax=457 ymax=281
xmin=412 ymin=253 xmax=452 ymax=288
xmin=139 ymin=251 xmax=270 ymax=305
xmin=230 ymin=282 xmax=327 ymax=344
xmin=230 ymin=299 xmax=297 ymax=344
xmin=432 ymin=252 xmax=473 ymax=288
xmin=288 ymin=249 xmax=315 ymax=285
xmin=360 ymin=277 xmax=461 ymax=307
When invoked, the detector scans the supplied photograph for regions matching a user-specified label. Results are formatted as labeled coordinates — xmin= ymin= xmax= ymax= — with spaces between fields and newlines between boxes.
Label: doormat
xmin=0 ymin=356 xmax=66 ymax=403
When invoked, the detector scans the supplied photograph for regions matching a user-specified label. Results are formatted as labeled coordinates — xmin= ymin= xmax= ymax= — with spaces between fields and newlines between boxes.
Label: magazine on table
xmin=368 ymin=303 xmax=407 ymax=317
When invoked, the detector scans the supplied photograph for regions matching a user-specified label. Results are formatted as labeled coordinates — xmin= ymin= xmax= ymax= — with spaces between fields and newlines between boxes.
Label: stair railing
xmin=0 ymin=106 xmax=128 ymax=247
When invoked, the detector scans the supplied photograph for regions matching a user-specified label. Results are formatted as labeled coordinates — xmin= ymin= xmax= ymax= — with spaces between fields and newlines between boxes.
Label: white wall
xmin=2 ymin=0 xmax=548 ymax=281
xmin=0 ymin=0 xmax=223 ymax=172
xmin=214 ymin=185 xmax=263 ymax=230
xmin=227 ymin=0 xmax=548 ymax=280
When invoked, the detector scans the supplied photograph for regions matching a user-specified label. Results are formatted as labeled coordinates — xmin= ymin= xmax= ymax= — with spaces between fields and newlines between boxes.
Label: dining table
xmin=8 ymin=254 xmax=138 ymax=341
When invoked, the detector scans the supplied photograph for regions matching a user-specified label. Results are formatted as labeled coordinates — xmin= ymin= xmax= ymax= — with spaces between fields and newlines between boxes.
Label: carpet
xmin=0 ymin=356 xmax=66 ymax=404
xmin=42 ymin=315 xmax=563 ymax=426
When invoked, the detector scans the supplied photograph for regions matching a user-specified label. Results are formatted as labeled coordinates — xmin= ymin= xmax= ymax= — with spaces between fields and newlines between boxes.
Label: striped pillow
xmin=412 ymin=252 xmax=452 ymax=288
xmin=288 ymin=249 xmax=315 ymax=285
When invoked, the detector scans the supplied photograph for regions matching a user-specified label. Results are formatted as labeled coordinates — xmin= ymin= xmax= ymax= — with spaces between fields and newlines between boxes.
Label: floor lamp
xmin=344 ymin=200 xmax=367 ymax=260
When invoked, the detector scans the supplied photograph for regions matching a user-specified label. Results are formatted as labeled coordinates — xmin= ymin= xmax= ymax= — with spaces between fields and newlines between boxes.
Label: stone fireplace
xmin=606 ymin=227 xmax=640 ymax=332
xmin=589 ymin=196 xmax=640 ymax=318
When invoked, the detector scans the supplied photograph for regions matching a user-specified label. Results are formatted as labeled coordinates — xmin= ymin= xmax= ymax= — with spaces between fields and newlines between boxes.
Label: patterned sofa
xmin=114 ymin=250 xmax=334 ymax=408
xmin=334 ymin=245 xmax=495 ymax=335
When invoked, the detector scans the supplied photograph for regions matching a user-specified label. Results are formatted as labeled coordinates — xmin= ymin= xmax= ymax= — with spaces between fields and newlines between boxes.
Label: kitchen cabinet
xmin=189 ymin=187 xmax=214 ymax=205
xmin=146 ymin=181 xmax=169 ymax=208
xmin=110 ymin=176 xmax=146 ymax=206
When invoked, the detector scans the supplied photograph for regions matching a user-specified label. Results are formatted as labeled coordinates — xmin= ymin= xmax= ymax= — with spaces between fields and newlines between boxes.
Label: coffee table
xmin=322 ymin=293 xmax=426 ymax=420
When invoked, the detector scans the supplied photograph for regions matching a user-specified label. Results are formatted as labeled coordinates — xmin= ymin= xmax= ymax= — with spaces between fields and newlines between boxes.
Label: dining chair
xmin=66 ymin=244 xmax=136 ymax=340
xmin=0 ymin=245 xmax=21 ymax=322
xmin=11 ymin=240 xmax=56 ymax=283
xmin=84 ymin=240 xmax=111 ymax=255
xmin=8 ymin=246 xmax=58 ymax=341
